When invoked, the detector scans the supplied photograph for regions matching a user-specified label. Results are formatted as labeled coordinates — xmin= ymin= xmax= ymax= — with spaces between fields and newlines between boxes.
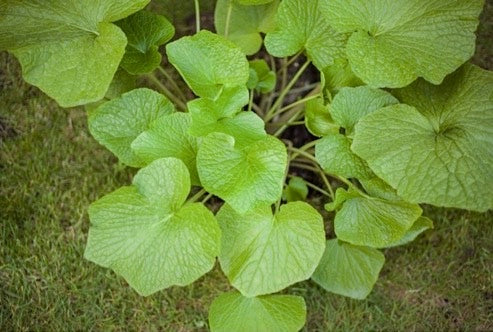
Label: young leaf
xmin=88 ymin=88 xmax=175 ymax=167
xmin=0 ymin=0 xmax=149 ymax=107
xmin=197 ymin=133 xmax=287 ymax=213
xmin=84 ymin=158 xmax=221 ymax=296
xmin=315 ymin=133 xmax=372 ymax=179
xmin=217 ymin=202 xmax=325 ymax=296
xmin=282 ymin=176 xmax=309 ymax=202
xmin=209 ymin=292 xmax=306 ymax=332
xmin=321 ymin=58 xmax=363 ymax=97
xmin=131 ymin=113 xmax=200 ymax=185
xmin=312 ymin=239 xmax=385 ymax=300
xmin=247 ymin=60 xmax=276 ymax=93
xmin=304 ymin=98 xmax=339 ymax=137
xmin=329 ymin=86 xmax=398 ymax=136
xmin=353 ymin=64 xmax=493 ymax=212
xmin=326 ymin=0 xmax=483 ymax=87
xmin=328 ymin=188 xmax=422 ymax=248
xmin=166 ymin=30 xmax=249 ymax=98
xmin=384 ymin=217 xmax=434 ymax=248
xmin=117 ymin=10 xmax=175 ymax=75
xmin=214 ymin=0 xmax=279 ymax=55
xmin=264 ymin=0 xmax=346 ymax=70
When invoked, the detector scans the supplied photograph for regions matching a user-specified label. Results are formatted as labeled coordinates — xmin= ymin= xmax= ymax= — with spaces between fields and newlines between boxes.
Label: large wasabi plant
xmin=1 ymin=0 xmax=491 ymax=330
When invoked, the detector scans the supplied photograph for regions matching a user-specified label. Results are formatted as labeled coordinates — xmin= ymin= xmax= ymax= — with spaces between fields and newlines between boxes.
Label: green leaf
xmin=315 ymin=133 xmax=372 ymax=179
xmin=329 ymin=86 xmax=398 ymax=136
xmin=304 ymin=98 xmax=339 ymax=137
xmin=329 ymin=188 xmax=422 ymax=248
xmin=217 ymin=202 xmax=325 ymax=296
xmin=117 ymin=10 xmax=175 ymax=75
xmin=352 ymin=64 xmax=493 ymax=212
xmin=0 ymin=0 xmax=149 ymax=107
xmin=88 ymin=88 xmax=174 ymax=167
xmin=197 ymin=133 xmax=287 ymax=213
xmin=321 ymin=58 xmax=363 ymax=97
xmin=360 ymin=177 xmax=402 ymax=202
xmin=84 ymin=158 xmax=221 ymax=296
xmin=131 ymin=113 xmax=199 ymax=185
xmin=326 ymin=0 xmax=483 ymax=87
xmin=385 ymin=217 xmax=434 ymax=248
xmin=104 ymin=69 xmax=137 ymax=100
xmin=247 ymin=60 xmax=276 ymax=93
xmin=236 ymin=0 xmax=275 ymax=5
xmin=282 ymin=176 xmax=309 ymax=202
xmin=215 ymin=0 xmax=279 ymax=55
xmin=264 ymin=0 xmax=346 ymax=70
xmin=166 ymin=30 xmax=249 ymax=98
xmin=209 ymin=292 xmax=306 ymax=332
xmin=312 ymin=239 xmax=385 ymax=299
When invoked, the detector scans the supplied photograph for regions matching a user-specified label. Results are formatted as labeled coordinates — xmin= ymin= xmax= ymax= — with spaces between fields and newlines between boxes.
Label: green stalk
xmin=147 ymin=73 xmax=187 ymax=111
xmin=248 ymin=89 xmax=254 ymax=112
xmin=265 ymin=60 xmax=311 ymax=121
xmin=158 ymin=66 xmax=187 ymax=103
xmin=224 ymin=0 xmax=233 ymax=38
xmin=194 ymin=0 xmax=201 ymax=32
xmin=187 ymin=188 xmax=206 ymax=203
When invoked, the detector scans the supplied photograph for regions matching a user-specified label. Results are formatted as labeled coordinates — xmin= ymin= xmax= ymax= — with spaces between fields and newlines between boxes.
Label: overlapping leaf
xmin=215 ymin=0 xmax=279 ymax=55
xmin=217 ymin=202 xmax=325 ymax=296
xmin=312 ymin=239 xmax=385 ymax=299
xmin=282 ymin=176 xmax=308 ymax=202
xmin=84 ymin=158 xmax=221 ymax=296
xmin=353 ymin=64 xmax=493 ymax=212
xmin=88 ymin=88 xmax=175 ymax=167
xmin=326 ymin=188 xmax=422 ymax=248
xmin=117 ymin=10 xmax=175 ymax=74
xmin=197 ymin=133 xmax=286 ymax=213
xmin=131 ymin=113 xmax=199 ymax=185
xmin=264 ymin=0 xmax=346 ymax=70
xmin=166 ymin=30 xmax=249 ymax=98
xmin=304 ymin=98 xmax=338 ymax=137
xmin=209 ymin=292 xmax=306 ymax=332
xmin=247 ymin=60 xmax=276 ymax=93
xmin=385 ymin=217 xmax=434 ymax=248
xmin=326 ymin=0 xmax=483 ymax=87
xmin=0 ymin=0 xmax=149 ymax=107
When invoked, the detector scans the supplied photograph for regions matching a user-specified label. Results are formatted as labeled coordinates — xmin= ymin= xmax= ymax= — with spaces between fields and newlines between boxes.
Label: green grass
xmin=1 ymin=4 xmax=493 ymax=330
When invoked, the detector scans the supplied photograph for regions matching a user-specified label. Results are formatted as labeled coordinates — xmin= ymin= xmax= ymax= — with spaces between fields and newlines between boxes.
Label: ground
xmin=0 ymin=2 xmax=492 ymax=331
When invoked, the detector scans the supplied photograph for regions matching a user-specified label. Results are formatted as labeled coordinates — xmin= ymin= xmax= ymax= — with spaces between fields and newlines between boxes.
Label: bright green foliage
xmin=329 ymin=86 xmax=398 ymax=136
xmin=215 ymin=0 xmax=278 ymax=55
xmin=0 ymin=0 xmax=149 ymax=107
xmin=321 ymin=58 xmax=363 ymax=96
xmin=217 ymin=202 xmax=325 ymax=296
xmin=360 ymin=177 xmax=402 ymax=202
xmin=312 ymin=239 xmax=385 ymax=299
xmin=166 ymin=30 xmax=249 ymax=98
xmin=104 ymin=69 xmax=137 ymax=100
xmin=117 ymin=10 xmax=175 ymax=75
xmin=84 ymin=158 xmax=221 ymax=296
xmin=283 ymin=176 xmax=309 ymax=202
xmin=315 ymin=134 xmax=372 ymax=179
xmin=197 ymin=133 xmax=287 ymax=213
xmin=353 ymin=64 xmax=493 ymax=212
xmin=131 ymin=113 xmax=200 ymax=185
xmin=264 ymin=0 xmax=346 ymax=70
xmin=236 ymin=0 xmax=275 ymax=5
xmin=209 ymin=292 xmax=306 ymax=332
xmin=247 ymin=60 xmax=276 ymax=93
xmin=385 ymin=217 xmax=434 ymax=248
xmin=88 ymin=88 xmax=175 ymax=167
xmin=327 ymin=188 xmax=422 ymax=248
xmin=304 ymin=98 xmax=338 ymax=137
xmin=326 ymin=0 xmax=483 ymax=87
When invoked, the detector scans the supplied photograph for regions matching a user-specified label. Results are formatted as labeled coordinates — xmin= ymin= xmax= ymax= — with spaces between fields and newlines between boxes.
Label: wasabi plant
xmin=1 ymin=0 xmax=491 ymax=330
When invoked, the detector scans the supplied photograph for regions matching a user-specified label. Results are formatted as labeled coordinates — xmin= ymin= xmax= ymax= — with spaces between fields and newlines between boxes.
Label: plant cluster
xmin=1 ymin=0 xmax=491 ymax=330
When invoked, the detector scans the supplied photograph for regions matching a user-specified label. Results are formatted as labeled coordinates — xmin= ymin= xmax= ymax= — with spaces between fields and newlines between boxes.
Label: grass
xmin=1 ymin=3 xmax=493 ymax=331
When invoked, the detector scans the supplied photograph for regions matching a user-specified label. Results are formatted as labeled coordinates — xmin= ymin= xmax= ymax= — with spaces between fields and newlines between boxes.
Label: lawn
xmin=1 ymin=2 xmax=492 ymax=331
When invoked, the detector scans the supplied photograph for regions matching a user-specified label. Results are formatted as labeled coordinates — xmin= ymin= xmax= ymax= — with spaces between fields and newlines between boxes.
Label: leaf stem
xmin=224 ymin=0 xmax=233 ymax=38
xmin=287 ymin=174 xmax=331 ymax=197
xmin=248 ymin=89 xmax=254 ymax=112
xmin=287 ymin=146 xmax=317 ymax=163
xmin=275 ymin=51 xmax=302 ymax=76
xmin=157 ymin=66 xmax=187 ymax=103
xmin=147 ymin=73 xmax=187 ymax=111
xmin=187 ymin=188 xmax=207 ymax=203
xmin=265 ymin=60 xmax=311 ymax=121
xmin=266 ymin=93 xmax=319 ymax=122
xmin=194 ymin=0 xmax=201 ymax=32
xmin=201 ymin=193 xmax=213 ymax=204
